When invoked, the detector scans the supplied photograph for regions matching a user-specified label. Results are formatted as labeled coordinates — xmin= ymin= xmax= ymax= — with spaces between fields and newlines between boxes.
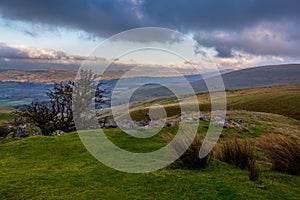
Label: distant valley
xmin=0 ymin=64 xmax=299 ymax=107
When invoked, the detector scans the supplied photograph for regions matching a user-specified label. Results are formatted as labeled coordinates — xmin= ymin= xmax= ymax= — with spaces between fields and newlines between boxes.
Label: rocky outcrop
xmin=101 ymin=116 xmax=244 ymax=129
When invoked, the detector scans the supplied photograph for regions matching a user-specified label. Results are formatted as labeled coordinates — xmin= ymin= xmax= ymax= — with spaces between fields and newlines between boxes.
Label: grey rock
xmin=55 ymin=130 xmax=66 ymax=135
xmin=14 ymin=125 xmax=29 ymax=138
xmin=106 ymin=122 xmax=118 ymax=128
xmin=199 ymin=116 xmax=210 ymax=121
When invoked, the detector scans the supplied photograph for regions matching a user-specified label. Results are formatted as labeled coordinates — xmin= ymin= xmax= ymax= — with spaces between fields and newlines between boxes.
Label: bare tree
xmin=47 ymin=81 xmax=75 ymax=133
xmin=19 ymin=70 xmax=104 ymax=135
xmin=72 ymin=70 xmax=104 ymax=129
xmin=20 ymin=100 xmax=58 ymax=136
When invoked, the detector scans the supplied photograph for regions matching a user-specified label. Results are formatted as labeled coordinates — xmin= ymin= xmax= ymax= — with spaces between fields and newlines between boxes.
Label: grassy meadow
xmin=0 ymin=85 xmax=300 ymax=199
xmin=123 ymin=85 xmax=300 ymax=121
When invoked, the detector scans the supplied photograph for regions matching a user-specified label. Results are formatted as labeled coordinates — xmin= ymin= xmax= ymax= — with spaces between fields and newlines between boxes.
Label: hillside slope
xmin=192 ymin=64 xmax=300 ymax=92
xmin=128 ymin=64 xmax=300 ymax=101
xmin=124 ymin=85 xmax=300 ymax=121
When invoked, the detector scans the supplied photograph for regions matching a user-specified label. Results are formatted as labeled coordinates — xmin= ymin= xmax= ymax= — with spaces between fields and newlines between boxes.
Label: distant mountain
xmin=128 ymin=64 xmax=300 ymax=101
xmin=191 ymin=64 xmax=300 ymax=92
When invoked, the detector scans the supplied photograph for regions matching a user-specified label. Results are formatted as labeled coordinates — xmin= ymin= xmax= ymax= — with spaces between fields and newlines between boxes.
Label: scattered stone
xmin=223 ymin=122 xmax=229 ymax=128
xmin=106 ymin=122 xmax=118 ymax=128
xmin=55 ymin=130 xmax=66 ymax=135
xmin=14 ymin=125 xmax=29 ymax=138
xmin=110 ymin=117 xmax=244 ymax=130
xmin=236 ymin=119 xmax=244 ymax=124
xmin=232 ymin=122 xmax=241 ymax=127
xmin=165 ymin=122 xmax=173 ymax=127
xmin=148 ymin=121 xmax=165 ymax=127
xmin=182 ymin=117 xmax=193 ymax=122
xmin=7 ymin=125 xmax=14 ymax=132
xmin=193 ymin=117 xmax=199 ymax=121
xmin=214 ymin=121 xmax=225 ymax=128
xmin=199 ymin=116 xmax=210 ymax=121
xmin=135 ymin=121 xmax=149 ymax=127
xmin=32 ymin=133 xmax=44 ymax=137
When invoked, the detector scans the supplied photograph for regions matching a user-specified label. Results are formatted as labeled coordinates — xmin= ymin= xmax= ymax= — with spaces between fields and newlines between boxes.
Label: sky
xmin=0 ymin=0 xmax=300 ymax=72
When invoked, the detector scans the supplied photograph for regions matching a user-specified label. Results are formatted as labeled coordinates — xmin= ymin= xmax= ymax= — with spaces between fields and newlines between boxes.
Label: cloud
xmin=212 ymin=50 xmax=300 ymax=70
xmin=0 ymin=42 xmax=198 ymax=73
xmin=0 ymin=0 xmax=300 ymax=61
xmin=2 ymin=0 xmax=299 ymax=35
xmin=0 ymin=42 xmax=81 ymax=60
xmin=194 ymin=21 xmax=300 ymax=58
xmin=0 ymin=42 xmax=107 ymax=70
xmin=141 ymin=0 xmax=300 ymax=31
xmin=0 ymin=0 xmax=141 ymax=37
xmin=0 ymin=42 xmax=298 ymax=75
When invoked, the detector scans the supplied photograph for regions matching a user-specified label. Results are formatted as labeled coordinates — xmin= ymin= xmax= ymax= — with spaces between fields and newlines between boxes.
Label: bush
xmin=18 ymin=70 xmax=105 ymax=135
xmin=164 ymin=131 xmax=210 ymax=169
xmin=257 ymin=135 xmax=300 ymax=175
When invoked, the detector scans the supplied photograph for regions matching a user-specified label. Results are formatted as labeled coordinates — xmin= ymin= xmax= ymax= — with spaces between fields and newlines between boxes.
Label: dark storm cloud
xmin=141 ymin=0 xmax=300 ymax=31
xmin=1 ymin=0 xmax=300 ymax=35
xmin=194 ymin=21 xmax=300 ymax=57
xmin=0 ymin=0 xmax=300 ymax=57
xmin=141 ymin=0 xmax=300 ymax=57
xmin=0 ymin=0 xmax=141 ymax=37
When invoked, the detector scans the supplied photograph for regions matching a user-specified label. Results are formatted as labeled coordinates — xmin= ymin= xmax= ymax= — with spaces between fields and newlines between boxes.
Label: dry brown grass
xmin=164 ymin=132 xmax=210 ymax=169
xmin=257 ymin=135 xmax=300 ymax=175
xmin=213 ymin=138 xmax=255 ymax=169
xmin=213 ymin=138 xmax=259 ymax=180
xmin=0 ymin=106 xmax=14 ymax=114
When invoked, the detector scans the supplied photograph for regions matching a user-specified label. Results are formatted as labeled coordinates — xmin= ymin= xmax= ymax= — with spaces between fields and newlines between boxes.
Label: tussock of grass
xmin=257 ymin=135 xmax=300 ymax=175
xmin=213 ymin=138 xmax=255 ymax=170
xmin=213 ymin=138 xmax=259 ymax=180
xmin=248 ymin=159 xmax=259 ymax=181
xmin=164 ymin=131 xmax=210 ymax=169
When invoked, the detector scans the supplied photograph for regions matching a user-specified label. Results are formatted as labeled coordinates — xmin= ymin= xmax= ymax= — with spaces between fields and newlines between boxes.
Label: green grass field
xmin=1 ymin=111 xmax=300 ymax=199
xmin=1 ymin=85 xmax=300 ymax=199
xmin=0 ymin=107 xmax=16 ymax=126
xmin=121 ymin=85 xmax=300 ymax=122
xmin=0 ymin=113 xmax=16 ymax=121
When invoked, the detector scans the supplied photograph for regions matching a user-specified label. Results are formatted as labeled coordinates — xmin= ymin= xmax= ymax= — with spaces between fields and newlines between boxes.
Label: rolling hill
xmin=108 ymin=85 xmax=300 ymax=121
xmin=128 ymin=64 xmax=300 ymax=101
xmin=192 ymin=64 xmax=300 ymax=92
